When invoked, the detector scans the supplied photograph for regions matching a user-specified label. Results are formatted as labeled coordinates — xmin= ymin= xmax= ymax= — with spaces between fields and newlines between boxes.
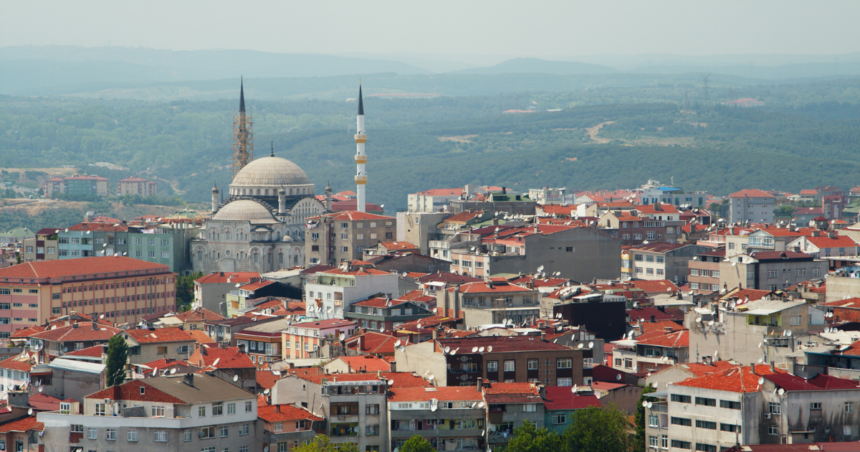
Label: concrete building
xmin=345 ymin=297 xmax=434 ymax=332
xmin=0 ymin=257 xmax=176 ymax=337
xmin=541 ymin=386 xmax=602 ymax=435
xmin=549 ymin=292 xmax=628 ymax=341
xmin=117 ymin=177 xmax=158 ymax=196
xmin=304 ymin=265 xmax=399 ymax=320
xmin=270 ymin=372 xmax=430 ymax=452
xmin=407 ymin=187 xmax=469 ymax=213
xmin=234 ymin=318 xmax=290 ymax=367
xmin=528 ymin=187 xmax=573 ymax=205
xmin=127 ymin=223 xmax=201 ymax=274
xmin=305 ymin=211 xmax=397 ymax=266
xmin=688 ymin=248 xmax=725 ymax=294
xmin=396 ymin=211 xmax=451 ymax=256
xmin=484 ymin=382 xmax=545 ymax=450
xmin=449 ymin=225 xmax=621 ymax=282
xmin=121 ymin=327 xmax=196 ymax=365
xmin=435 ymin=280 xmax=540 ymax=328
xmin=259 ymin=403 xmax=324 ymax=452
xmin=388 ymin=385 xmax=486 ymax=452
xmin=720 ymin=251 xmax=828 ymax=292
xmin=22 ymin=228 xmax=58 ymax=263
xmin=728 ymin=189 xmax=775 ymax=225
xmin=42 ymin=175 xmax=109 ymax=197
xmin=192 ymin=271 xmax=261 ymax=315
xmin=788 ymin=233 xmax=859 ymax=259
xmin=448 ymin=190 xmax=537 ymax=216
xmin=630 ymin=242 xmax=709 ymax=284
xmin=611 ymin=327 xmax=689 ymax=374
xmin=57 ymin=223 xmax=129 ymax=259
xmin=282 ymin=319 xmax=357 ymax=360
xmin=37 ymin=373 xmax=261 ymax=452
xmin=30 ymin=358 xmax=106 ymax=404
xmin=396 ymin=335 xmax=592 ymax=388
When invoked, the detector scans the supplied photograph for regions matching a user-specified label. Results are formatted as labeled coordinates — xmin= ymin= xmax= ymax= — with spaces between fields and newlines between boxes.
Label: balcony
xmin=330 ymin=423 xmax=359 ymax=437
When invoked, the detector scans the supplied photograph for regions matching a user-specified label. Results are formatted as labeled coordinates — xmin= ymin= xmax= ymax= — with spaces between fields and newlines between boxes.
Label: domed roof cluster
xmin=212 ymin=199 xmax=278 ymax=223
xmin=232 ymin=156 xmax=312 ymax=188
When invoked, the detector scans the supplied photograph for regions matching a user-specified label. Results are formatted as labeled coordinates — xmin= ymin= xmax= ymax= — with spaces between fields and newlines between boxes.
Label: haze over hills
xmin=452 ymin=58 xmax=618 ymax=75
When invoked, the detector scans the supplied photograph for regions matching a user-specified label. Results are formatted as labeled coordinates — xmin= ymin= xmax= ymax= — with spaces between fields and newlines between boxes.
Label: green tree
xmin=775 ymin=205 xmax=796 ymax=218
xmin=633 ymin=386 xmax=657 ymax=452
xmin=293 ymin=436 xmax=359 ymax=452
xmin=176 ymin=272 xmax=202 ymax=312
xmin=106 ymin=335 xmax=128 ymax=387
xmin=562 ymin=404 xmax=633 ymax=452
xmin=504 ymin=420 xmax=565 ymax=452
xmin=400 ymin=435 xmax=437 ymax=452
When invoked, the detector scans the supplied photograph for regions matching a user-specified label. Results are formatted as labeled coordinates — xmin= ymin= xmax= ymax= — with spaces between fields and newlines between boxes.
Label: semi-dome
xmin=232 ymin=156 xmax=312 ymax=188
xmin=212 ymin=199 xmax=278 ymax=223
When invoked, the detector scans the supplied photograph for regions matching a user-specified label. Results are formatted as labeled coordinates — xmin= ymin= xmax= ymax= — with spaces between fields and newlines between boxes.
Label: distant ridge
xmin=452 ymin=57 xmax=617 ymax=75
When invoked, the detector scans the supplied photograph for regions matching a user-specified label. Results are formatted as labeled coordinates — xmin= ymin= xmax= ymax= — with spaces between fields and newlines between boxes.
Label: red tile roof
xmin=188 ymin=329 xmax=217 ymax=345
xmin=632 ymin=242 xmax=688 ymax=253
xmin=347 ymin=332 xmax=399 ymax=355
xmin=442 ymin=211 xmax=485 ymax=223
xmin=195 ymin=272 xmax=261 ymax=284
xmin=258 ymin=404 xmax=323 ymax=423
xmin=639 ymin=320 xmax=686 ymax=334
xmin=327 ymin=201 xmax=385 ymax=213
xmin=764 ymin=373 xmax=860 ymax=391
xmin=193 ymin=346 xmax=256 ymax=369
xmin=729 ymin=189 xmax=774 ymax=199
xmin=802 ymin=235 xmax=858 ymax=249
xmin=87 ymin=379 xmax=185 ymax=403
xmin=0 ymin=416 xmax=43 ymax=433
xmin=389 ymin=386 xmax=482 ymax=402
xmin=543 ymin=386 xmax=603 ymax=410
xmin=9 ymin=325 xmax=47 ymax=339
xmin=418 ymin=273 xmax=482 ymax=285
xmin=352 ymin=297 xmax=409 ymax=308
xmin=675 ymin=364 xmax=785 ymax=393
xmin=484 ymin=382 xmax=542 ymax=404
xmin=321 ymin=267 xmax=391 ymax=277
xmin=291 ymin=319 xmax=357 ymax=330
xmin=64 ymin=345 xmax=104 ymax=358
xmin=627 ymin=280 xmax=679 ymax=293
xmin=416 ymin=188 xmax=465 ymax=196
xmin=173 ymin=308 xmax=225 ymax=322
xmin=722 ymin=288 xmax=772 ymax=303
xmin=256 ymin=370 xmax=280 ymax=390
xmin=240 ymin=280 xmax=276 ymax=291
xmin=30 ymin=323 xmax=122 ymax=343
xmin=635 ymin=203 xmax=679 ymax=214
xmin=124 ymin=327 xmax=195 ymax=344
xmin=458 ymin=281 xmax=533 ymax=294
xmin=800 ymin=189 xmax=818 ymax=195
xmin=28 ymin=393 xmax=62 ymax=412
xmin=380 ymin=241 xmax=419 ymax=251
xmin=634 ymin=330 xmax=688 ymax=348
xmin=0 ymin=355 xmax=33 ymax=372
xmin=142 ymin=358 xmax=190 ymax=370
xmin=677 ymin=361 xmax=738 ymax=377
xmin=0 ymin=256 xmax=169 ymax=279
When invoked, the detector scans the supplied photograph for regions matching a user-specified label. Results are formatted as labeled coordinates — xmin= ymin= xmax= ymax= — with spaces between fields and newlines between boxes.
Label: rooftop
xmin=123 ymin=327 xmax=195 ymax=344
xmin=389 ymin=386 xmax=482 ymax=403
xmin=543 ymin=386 xmax=603 ymax=411
xmin=0 ymin=256 xmax=169 ymax=279
xmin=729 ymin=189 xmax=774 ymax=199
xmin=436 ymin=336 xmax=574 ymax=353
xmin=675 ymin=364 xmax=785 ymax=393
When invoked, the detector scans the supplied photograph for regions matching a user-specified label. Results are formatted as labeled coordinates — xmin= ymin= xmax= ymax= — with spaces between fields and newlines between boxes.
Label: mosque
xmin=190 ymin=80 xmax=367 ymax=273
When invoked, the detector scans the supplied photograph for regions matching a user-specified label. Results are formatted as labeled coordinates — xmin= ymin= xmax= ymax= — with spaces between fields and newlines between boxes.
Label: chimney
xmin=477 ymin=377 xmax=483 ymax=391
xmin=770 ymin=361 xmax=776 ymax=373
xmin=541 ymin=332 xmax=546 ymax=341
xmin=654 ymin=203 xmax=662 ymax=212
xmin=92 ymin=322 xmax=98 ymax=330
xmin=750 ymin=363 xmax=756 ymax=375
xmin=650 ymin=315 xmax=656 ymax=323
xmin=183 ymin=373 xmax=194 ymax=387
xmin=432 ymin=329 xmax=437 ymax=340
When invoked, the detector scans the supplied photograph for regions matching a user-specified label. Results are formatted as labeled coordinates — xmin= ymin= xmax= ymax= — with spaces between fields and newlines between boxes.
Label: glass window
xmin=487 ymin=361 xmax=498 ymax=372
xmin=504 ymin=360 xmax=515 ymax=372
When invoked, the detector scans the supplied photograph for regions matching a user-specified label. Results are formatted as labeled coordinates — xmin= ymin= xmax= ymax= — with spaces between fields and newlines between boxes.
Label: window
xmin=634 ymin=254 xmax=643 ymax=262
xmin=846 ymin=402 xmax=854 ymax=413
xmin=671 ymin=441 xmax=691 ymax=450
xmin=695 ymin=397 xmax=716 ymax=407
xmin=720 ymin=424 xmax=740 ymax=433
xmin=845 ymin=425 xmax=853 ymax=436
xmin=154 ymin=431 xmax=167 ymax=442
xmin=720 ymin=400 xmax=741 ymax=410
xmin=790 ymin=315 xmax=802 ymax=326
xmin=227 ymin=402 xmax=236 ymax=415
xmin=671 ymin=417 xmax=692 ymax=426
xmin=106 ymin=429 xmax=116 ymax=440
xmin=198 ymin=406 xmax=206 ymax=417
xmin=239 ymin=423 xmax=249 ymax=435
xmin=670 ymin=394 xmax=691 ymax=403
xmin=212 ymin=402 xmax=223 ymax=416
xmin=127 ymin=430 xmax=138 ymax=442
xmin=184 ymin=430 xmax=191 ymax=442
xmin=557 ymin=377 xmax=572 ymax=386
xmin=88 ymin=427 xmax=97 ymax=439
xmin=220 ymin=426 xmax=228 ymax=438
xmin=60 ymin=403 xmax=71 ymax=415
xmin=661 ymin=435 xmax=668 ymax=450
xmin=810 ymin=402 xmax=822 ymax=410
xmin=711 ymin=270 xmax=719 ymax=278
xmin=151 ymin=405 xmax=165 ymax=417
xmin=768 ymin=402 xmax=780 ymax=415
xmin=649 ymin=436 xmax=659 ymax=449
xmin=552 ymin=414 xmax=567 ymax=425
xmin=365 ymin=424 xmax=379 ymax=436
xmin=95 ymin=403 xmax=107 ymax=416
xmin=695 ymin=444 xmax=716 ymax=452
xmin=504 ymin=360 xmax=515 ymax=372
xmin=523 ymin=404 xmax=537 ymax=412
xmin=366 ymin=404 xmax=380 ymax=415
xmin=695 ymin=420 xmax=716 ymax=429
xmin=200 ymin=426 xmax=215 ymax=439
xmin=768 ymin=426 xmax=779 ymax=435
xmin=690 ymin=283 xmax=699 ymax=290
xmin=556 ymin=358 xmax=572 ymax=369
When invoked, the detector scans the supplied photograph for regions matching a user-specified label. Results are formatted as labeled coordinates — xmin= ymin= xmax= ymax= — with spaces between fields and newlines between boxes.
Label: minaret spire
xmin=239 ymin=76 xmax=246 ymax=113
xmin=354 ymin=82 xmax=367 ymax=213
xmin=270 ymin=141 xmax=274 ymax=157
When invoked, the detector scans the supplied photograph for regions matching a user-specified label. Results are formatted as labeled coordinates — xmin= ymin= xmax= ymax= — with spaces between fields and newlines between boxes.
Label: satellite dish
xmin=170 ymin=368 xmax=177 ymax=374
xmin=479 ymin=347 xmax=485 ymax=353
xmin=478 ymin=401 xmax=484 ymax=408
xmin=395 ymin=340 xmax=402 ymax=347
xmin=786 ymin=330 xmax=792 ymax=337
xmin=388 ymin=379 xmax=395 ymax=385
xmin=212 ymin=358 xmax=220 ymax=367
xmin=263 ymin=389 xmax=270 ymax=395
xmin=487 ymin=346 xmax=493 ymax=352
xmin=646 ymin=402 xmax=652 ymax=408
xmin=38 ymin=387 xmax=43 ymax=393
xmin=588 ymin=341 xmax=594 ymax=349
xmin=472 ymin=347 xmax=478 ymax=353
xmin=758 ymin=377 xmax=764 ymax=385
xmin=642 ymin=400 xmax=648 ymax=407
xmin=152 ymin=368 xmax=158 ymax=376
xmin=428 ymin=375 xmax=435 ymax=381
xmin=233 ymin=375 xmax=239 ymax=382
xmin=444 ymin=346 xmax=451 ymax=354
xmin=616 ymin=374 xmax=622 ymax=381
xmin=28 ymin=408 xmax=32 ymax=415
xmin=571 ymin=384 xmax=578 ymax=393
xmin=577 ymin=343 xmax=584 ymax=349
xmin=778 ymin=388 xmax=785 ymax=396
xmin=450 ymin=349 xmax=457 ymax=356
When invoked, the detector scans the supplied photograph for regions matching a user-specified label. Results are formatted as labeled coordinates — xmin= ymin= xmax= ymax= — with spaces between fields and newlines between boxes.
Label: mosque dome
xmin=232 ymin=156 xmax=312 ymax=188
xmin=212 ymin=199 xmax=278 ymax=223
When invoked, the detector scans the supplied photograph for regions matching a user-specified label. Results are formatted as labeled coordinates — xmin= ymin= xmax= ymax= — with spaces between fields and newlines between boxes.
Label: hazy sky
xmin=3 ymin=0 xmax=859 ymax=58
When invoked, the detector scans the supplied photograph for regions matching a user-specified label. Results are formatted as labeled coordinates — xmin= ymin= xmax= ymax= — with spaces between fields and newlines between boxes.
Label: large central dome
xmin=232 ymin=156 xmax=311 ymax=187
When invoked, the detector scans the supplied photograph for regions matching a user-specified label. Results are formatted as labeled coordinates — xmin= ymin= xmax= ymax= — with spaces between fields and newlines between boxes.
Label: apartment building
xmin=304 ymin=265 xmax=399 ymax=320
xmin=728 ymin=189 xmax=775 ymax=224
xmin=541 ymin=386 xmax=602 ymax=435
xmin=484 ymin=382 xmax=545 ymax=450
xmin=259 ymin=403 xmax=325 ymax=452
xmin=687 ymin=249 xmax=725 ymax=294
xmin=234 ymin=318 xmax=290 ymax=367
xmin=611 ymin=328 xmax=689 ymax=374
xmin=117 ymin=177 xmax=158 ymax=196
xmin=305 ymin=211 xmax=397 ymax=265
xmin=281 ymin=319 xmax=357 ymax=360
xmin=43 ymin=175 xmax=109 ymax=197
xmin=0 ymin=256 xmax=176 ymax=337
xmin=345 ymin=297 xmax=434 ymax=332
xmin=630 ymin=242 xmax=708 ymax=284
xmin=724 ymin=229 xmax=805 ymax=258
xmin=407 ymin=187 xmax=468 ymax=213
xmin=193 ymin=271 xmax=261 ymax=315
xmin=720 ymin=251 xmax=828 ymax=292
xmin=788 ymin=232 xmax=859 ymax=259
xmin=388 ymin=386 xmax=486 ymax=452
xmin=22 ymin=228 xmax=59 ymax=263
xmin=127 ymin=223 xmax=201 ymax=273
xmin=271 ymin=372 xmax=430 ymax=452
xmin=396 ymin=335 xmax=592 ymax=387
xmin=37 ymin=374 xmax=262 ymax=452
xmin=435 ymin=280 xmax=540 ymax=328
xmin=58 ymin=223 xmax=129 ymax=258
xmin=121 ymin=327 xmax=196 ymax=365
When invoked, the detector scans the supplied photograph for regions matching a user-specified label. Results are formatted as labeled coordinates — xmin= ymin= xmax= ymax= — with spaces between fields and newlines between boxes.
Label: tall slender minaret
xmin=232 ymin=77 xmax=254 ymax=179
xmin=354 ymin=83 xmax=367 ymax=212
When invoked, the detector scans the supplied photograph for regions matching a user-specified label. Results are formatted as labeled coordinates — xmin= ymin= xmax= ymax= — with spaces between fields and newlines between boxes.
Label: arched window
xmin=226 ymin=250 xmax=231 ymax=257
xmin=197 ymin=251 xmax=202 ymax=261
xmin=253 ymin=253 xmax=259 ymax=264
xmin=216 ymin=252 xmax=220 ymax=259
xmin=279 ymin=252 xmax=284 ymax=264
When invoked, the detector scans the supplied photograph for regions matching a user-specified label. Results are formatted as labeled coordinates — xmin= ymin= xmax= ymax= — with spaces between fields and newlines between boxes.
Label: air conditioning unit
xmin=765 ymin=413 xmax=772 ymax=419
xmin=104 ymin=398 xmax=111 ymax=404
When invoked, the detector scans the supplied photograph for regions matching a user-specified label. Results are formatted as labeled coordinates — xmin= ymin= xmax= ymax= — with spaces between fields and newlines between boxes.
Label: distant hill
xmin=452 ymin=58 xmax=617 ymax=75
xmin=0 ymin=46 xmax=430 ymax=94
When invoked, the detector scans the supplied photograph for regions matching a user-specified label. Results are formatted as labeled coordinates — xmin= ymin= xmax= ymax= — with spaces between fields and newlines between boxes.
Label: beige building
xmin=629 ymin=242 xmax=708 ymax=284
xmin=395 ymin=211 xmax=450 ymax=255
xmin=728 ymin=189 xmax=775 ymax=224
xmin=117 ymin=177 xmax=158 ymax=196
xmin=305 ymin=211 xmax=396 ymax=265
xmin=22 ymin=228 xmax=59 ymax=263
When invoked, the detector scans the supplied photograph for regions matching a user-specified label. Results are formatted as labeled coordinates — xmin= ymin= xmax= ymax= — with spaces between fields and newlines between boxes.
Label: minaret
xmin=211 ymin=182 xmax=219 ymax=214
xmin=232 ymin=77 xmax=254 ymax=179
xmin=325 ymin=180 xmax=333 ymax=211
xmin=354 ymin=83 xmax=367 ymax=213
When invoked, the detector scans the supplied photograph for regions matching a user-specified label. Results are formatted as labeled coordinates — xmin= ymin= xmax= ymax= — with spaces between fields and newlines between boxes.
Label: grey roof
xmin=144 ymin=373 xmax=256 ymax=404
xmin=242 ymin=318 xmax=292 ymax=333
xmin=48 ymin=358 xmax=105 ymax=375
xmin=231 ymin=156 xmax=312 ymax=188
xmin=357 ymin=84 xmax=364 ymax=115
xmin=239 ymin=77 xmax=245 ymax=112
xmin=213 ymin=199 xmax=279 ymax=224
